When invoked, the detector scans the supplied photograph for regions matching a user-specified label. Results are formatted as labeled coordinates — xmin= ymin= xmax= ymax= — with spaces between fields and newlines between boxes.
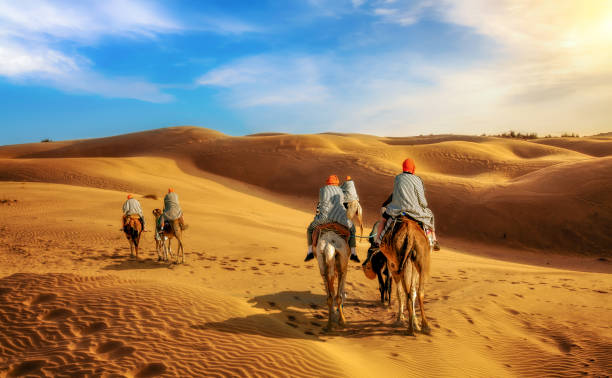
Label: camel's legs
xmin=323 ymin=272 xmax=335 ymax=331
xmin=172 ymin=221 xmax=184 ymax=264
xmin=417 ymin=267 xmax=431 ymax=335
xmin=335 ymin=260 xmax=348 ymax=327
xmin=402 ymin=263 xmax=418 ymax=335
xmin=393 ymin=272 xmax=405 ymax=325
xmin=377 ymin=270 xmax=386 ymax=304
xmin=410 ymin=268 xmax=421 ymax=332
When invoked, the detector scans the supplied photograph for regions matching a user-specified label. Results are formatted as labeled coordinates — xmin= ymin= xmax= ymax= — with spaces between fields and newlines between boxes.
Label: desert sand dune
xmin=533 ymin=137 xmax=612 ymax=157
xmin=0 ymin=129 xmax=611 ymax=377
xmin=0 ymin=180 xmax=610 ymax=377
xmin=2 ymin=127 xmax=610 ymax=255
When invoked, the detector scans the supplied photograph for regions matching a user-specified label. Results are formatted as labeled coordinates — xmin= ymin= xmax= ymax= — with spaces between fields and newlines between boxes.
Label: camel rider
xmin=305 ymin=175 xmax=360 ymax=263
xmin=162 ymin=188 xmax=185 ymax=229
xmin=375 ymin=158 xmax=440 ymax=251
xmin=122 ymin=194 xmax=145 ymax=231
xmin=341 ymin=176 xmax=359 ymax=209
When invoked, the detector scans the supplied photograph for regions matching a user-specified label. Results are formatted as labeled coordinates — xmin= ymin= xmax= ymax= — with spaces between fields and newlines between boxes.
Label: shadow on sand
xmin=191 ymin=290 xmax=412 ymax=341
xmin=101 ymin=257 xmax=177 ymax=270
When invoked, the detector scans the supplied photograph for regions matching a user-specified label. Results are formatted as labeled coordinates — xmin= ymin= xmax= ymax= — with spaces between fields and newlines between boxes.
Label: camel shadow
xmin=101 ymin=257 xmax=176 ymax=270
xmin=191 ymin=290 xmax=412 ymax=341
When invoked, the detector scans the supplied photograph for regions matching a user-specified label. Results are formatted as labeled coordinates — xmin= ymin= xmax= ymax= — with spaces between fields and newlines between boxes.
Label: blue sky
xmin=1 ymin=0 xmax=611 ymax=144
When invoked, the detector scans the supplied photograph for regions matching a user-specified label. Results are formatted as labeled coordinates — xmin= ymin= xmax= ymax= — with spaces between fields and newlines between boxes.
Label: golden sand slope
xmin=0 ymin=273 xmax=344 ymax=377
xmin=1 ymin=127 xmax=611 ymax=255
xmin=0 ymin=171 xmax=610 ymax=377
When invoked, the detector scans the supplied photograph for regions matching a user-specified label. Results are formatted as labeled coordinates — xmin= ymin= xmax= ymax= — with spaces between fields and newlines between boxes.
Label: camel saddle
xmin=381 ymin=214 xmax=426 ymax=245
xmin=312 ymin=222 xmax=350 ymax=246
xmin=123 ymin=214 xmax=141 ymax=226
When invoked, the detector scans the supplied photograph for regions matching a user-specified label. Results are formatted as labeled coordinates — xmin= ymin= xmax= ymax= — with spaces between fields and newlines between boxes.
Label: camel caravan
xmin=121 ymin=158 xmax=439 ymax=335
xmin=121 ymin=188 xmax=187 ymax=264
xmin=304 ymin=158 xmax=439 ymax=334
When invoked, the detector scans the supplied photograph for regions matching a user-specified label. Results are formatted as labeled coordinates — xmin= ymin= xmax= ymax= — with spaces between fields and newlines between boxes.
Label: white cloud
xmin=0 ymin=41 xmax=80 ymax=76
xmin=216 ymin=0 xmax=612 ymax=136
xmin=197 ymin=55 xmax=329 ymax=106
xmin=0 ymin=0 xmax=182 ymax=102
xmin=0 ymin=0 xmax=181 ymax=43
xmin=373 ymin=8 xmax=397 ymax=16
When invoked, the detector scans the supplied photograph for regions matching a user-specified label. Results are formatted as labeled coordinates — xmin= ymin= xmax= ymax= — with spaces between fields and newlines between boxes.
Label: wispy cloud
xmin=201 ymin=0 xmax=612 ymax=136
xmin=197 ymin=55 xmax=329 ymax=106
xmin=0 ymin=0 xmax=181 ymax=102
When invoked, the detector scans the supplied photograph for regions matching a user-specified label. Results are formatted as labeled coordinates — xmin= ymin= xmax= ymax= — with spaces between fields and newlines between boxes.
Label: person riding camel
xmin=374 ymin=158 xmax=440 ymax=251
xmin=161 ymin=188 xmax=185 ymax=230
xmin=122 ymin=194 xmax=145 ymax=231
xmin=341 ymin=176 xmax=359 ymax=209
xmin=305 ymin=175 xmax=360 ymax=263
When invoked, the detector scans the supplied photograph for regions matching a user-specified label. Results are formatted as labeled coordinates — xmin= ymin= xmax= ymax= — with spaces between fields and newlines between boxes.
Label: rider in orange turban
xmin=305 ymin=175 xmax=359 ymax=263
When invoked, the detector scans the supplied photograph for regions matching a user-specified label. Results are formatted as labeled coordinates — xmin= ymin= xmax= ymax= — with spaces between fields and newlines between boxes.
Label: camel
xmin=313 ymin=223 xmax=351 ymax=331
xmin=152 ymin=209 xmax=171 ymax=262
xmin=379 ymin=217 xmax=431 ymax=336
xmin=362 ymin=246 xmax=392 ymax=306
xmin=122 ymin=215 xmax=142 ymax=258
xmin=346 ymin=200 xmax=364 ymax=240
xmin=152 ymin=209 xmax=185 ymax=264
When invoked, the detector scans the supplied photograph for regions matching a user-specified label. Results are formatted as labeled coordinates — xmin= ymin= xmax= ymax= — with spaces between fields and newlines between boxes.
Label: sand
xmin=0 ymin=128 xmax=610 ymax=377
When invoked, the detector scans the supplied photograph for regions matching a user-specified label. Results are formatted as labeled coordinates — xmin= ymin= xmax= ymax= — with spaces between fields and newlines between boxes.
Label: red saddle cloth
xmin=312 ymin=222 xmax=350 ymax=246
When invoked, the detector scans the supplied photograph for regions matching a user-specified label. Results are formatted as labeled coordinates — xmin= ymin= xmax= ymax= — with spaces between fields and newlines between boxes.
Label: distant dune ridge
xmin=1 ymin=126 xmax=610 ymax=256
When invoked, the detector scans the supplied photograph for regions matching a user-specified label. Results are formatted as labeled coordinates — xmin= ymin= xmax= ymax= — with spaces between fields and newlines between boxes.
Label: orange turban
xmin=168 ymin=188 xmax=174 ymax=193
xmin=326 ymin=175 xmax=340 ymax=186
xmin=127 ymin=194 xmax=133 ymax=199
xmin=402 ymin=158 xmax=415 ymax=174
xmin=346 ymin=175 xmax=352 ymax=180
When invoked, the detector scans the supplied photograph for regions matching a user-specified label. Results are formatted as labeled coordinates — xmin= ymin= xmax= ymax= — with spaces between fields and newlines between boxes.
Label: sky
xmin=1 ymin=0 xmax=611 ymax=144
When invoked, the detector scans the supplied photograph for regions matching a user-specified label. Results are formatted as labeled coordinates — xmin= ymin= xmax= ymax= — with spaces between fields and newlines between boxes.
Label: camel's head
xmin=152 ymin=208 xmax=162 ymax=217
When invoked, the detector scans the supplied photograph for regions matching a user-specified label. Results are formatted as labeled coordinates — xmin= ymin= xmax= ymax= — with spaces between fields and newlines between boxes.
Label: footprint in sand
xmin=134 ymin=363 xmax=167 ymax=378
xmin=42 ymin=308 xmax=74 ymax=321
xmin=96 ymin=340 xmax=135 ymax=360
xmin=29 ymin=293 xmax=57 ymax=305
xmin=8 ymin=360 xmax=46 ymax=377
xmin=80 ymin=321 xmax=108 ymax=335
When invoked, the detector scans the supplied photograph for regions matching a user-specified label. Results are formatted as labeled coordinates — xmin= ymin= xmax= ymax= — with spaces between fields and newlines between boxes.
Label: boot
xmin=431 ymin=229 xmax=440 ymax=251
xmin=304 ymin=245 xmax=314 ymax=262
xmin=350 ymin=247 xmax=360 ymax=263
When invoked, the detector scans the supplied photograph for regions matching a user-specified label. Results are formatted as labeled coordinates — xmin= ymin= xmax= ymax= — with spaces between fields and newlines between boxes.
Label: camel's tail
xmin=398 ymin=228 xmax=414 ymax=274
xmin=131 ymin=226 xmax=140 ymax=247
xmin=124 ymin=224 xmax=140 ymax=247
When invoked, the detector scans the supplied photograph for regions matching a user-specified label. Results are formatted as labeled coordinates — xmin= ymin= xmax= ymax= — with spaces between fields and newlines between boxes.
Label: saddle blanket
xmin=312 ymin=222 xmax=350 ymax=246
